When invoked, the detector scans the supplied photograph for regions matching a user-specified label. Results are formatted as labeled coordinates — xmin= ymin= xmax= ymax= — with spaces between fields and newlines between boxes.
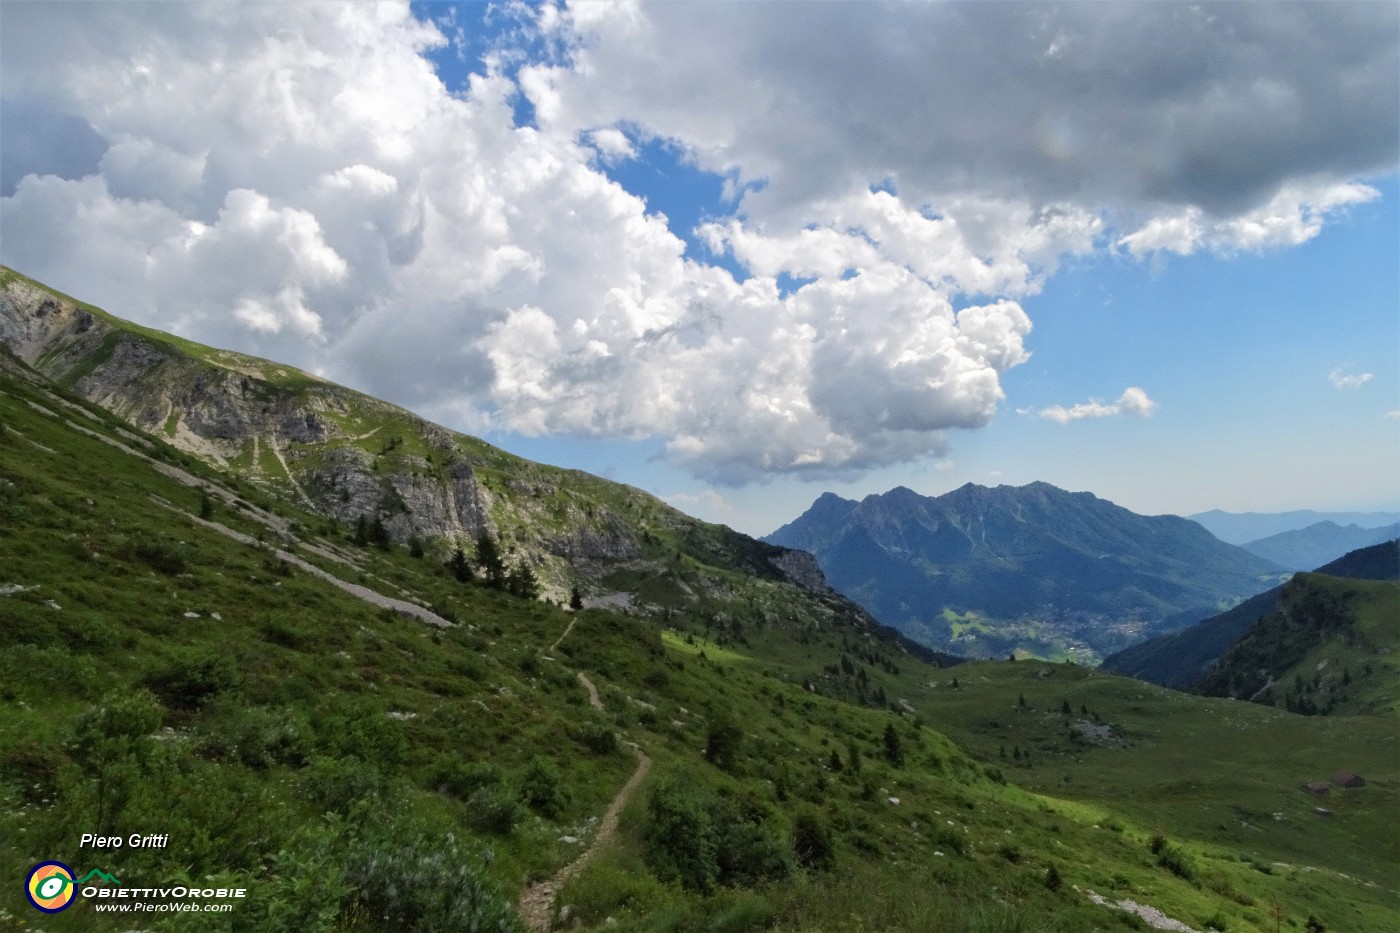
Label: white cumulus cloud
xmin=1039 ymin=387 xmax=1159 ymax=424
xmin=1329 ymin=366 xmax=1375 ymax=390
xmin=0 ymin=1 xmax=1393 ymax=485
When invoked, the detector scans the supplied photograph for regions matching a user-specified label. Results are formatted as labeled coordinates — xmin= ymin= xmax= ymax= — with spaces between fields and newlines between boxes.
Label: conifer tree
xmin=476 ymin=531 xmax=505 ymax=589
xmin=506 ymin=562 xmax=540 ymax=600
xmin=883 ymin=722 xmax=904 ymax=767
xmin=448 ymin=546 xmax=474 ymax=583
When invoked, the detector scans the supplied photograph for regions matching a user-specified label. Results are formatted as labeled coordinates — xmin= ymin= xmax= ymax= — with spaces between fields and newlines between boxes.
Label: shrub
xmin=930 ymin=826 xmax=966 ymax=856
xmin=645 ymin=779 xmax=718 ymax=892
xmin=707 ymin=893 xmax=777 ymax=933
xmin=220 ymin=706 xmax=311 ymax=770
xmin=430 ymin=756 xmax=505 ymax=798
xmin=574 ymin=720 xmax=618 ymax=755
xmin=343 ymin=816 xmax=524 ymax=932
xmin=314 ymin=703 xmax=407 ymax=765
xmin=71 ymin=689 xmax=162 ymax=767
xmin=519 ymin=755 xmax=569 ymax=819
xmin=134 ymin=536 xmax=193 ymax=574
xmin=714 ymin=795 xmax=794 ymax=886
xmin=791 ymin=807 xmax=835 ymax=872
xmin=258 ymin=616 xmax=310 ymax=649
xmin=300 ymin=756 xmax=383 ymax=815
xmin=1156 ymin=842 xmax=1194 ymax=880
xmin=467 ymin=784 xmax=524 ymax=835
xmin=144 ymin=649 xmax=242 ymax=711
xmin=705 ymin=710 xmax=744 ymax=771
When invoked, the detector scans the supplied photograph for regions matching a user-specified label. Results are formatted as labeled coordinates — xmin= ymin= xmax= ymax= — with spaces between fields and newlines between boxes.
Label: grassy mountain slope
xmin=1101 ymin=540 xmax=1400 ymax=690
xmin=2 ymin=270 xmax=1397 ymax=932
xmin=766 ymin=482 xmax=1285 ymax=662
xmin=1194 ymin=571 xmax=1400 ymax=717
xmin=3 ymin=356 xmax=1396 ymax=932
xmin=897 ymin=659 xmax=1399 ymax=929
xmin=1098 ymin=587 xmax=1286 ymax=689
xmin=1240 ymin=521 xmax=1400 ymax=571
xmin=0 ymin=265 xmax=949 ymax=674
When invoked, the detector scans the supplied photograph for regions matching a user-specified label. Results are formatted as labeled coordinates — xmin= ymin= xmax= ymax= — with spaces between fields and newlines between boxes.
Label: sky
xmin=1 ymin=1 xmax=1396 ymax=537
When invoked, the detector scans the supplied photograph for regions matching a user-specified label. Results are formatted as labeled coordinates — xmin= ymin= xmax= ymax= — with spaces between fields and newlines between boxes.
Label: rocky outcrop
xmin=0 ymin=267 xmax=886 ymax=619
xmin=768 ymin=549 xmax=838 ymax=596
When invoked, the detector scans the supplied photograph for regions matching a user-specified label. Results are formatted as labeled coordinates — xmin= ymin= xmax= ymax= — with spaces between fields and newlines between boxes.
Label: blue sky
xmin=2 ymin=1 xmax=1396 ymax=536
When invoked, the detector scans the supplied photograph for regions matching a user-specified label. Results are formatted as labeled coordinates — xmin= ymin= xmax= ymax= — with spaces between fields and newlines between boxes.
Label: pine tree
xmin=506 ymin=562 xmax=540 ymax=600
xmin=883 ymin=722 xmax=904 ymax=768
xmin=369 ymin=515 xmax=391 ymax=550
xmin=569 ymin=585 xmax=584 ymax=611
xmin=448 ymin=546 xmax=474 ymax=583
xmin=476 ymin=531 xmax=505 ymax=589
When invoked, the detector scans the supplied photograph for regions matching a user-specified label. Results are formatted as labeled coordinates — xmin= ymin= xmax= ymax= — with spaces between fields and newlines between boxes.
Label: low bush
xmin=520 ymin=755 xmax=570 ymax=819
xmin=133 ymin=536 xmax=193 ymax=574
xmin=467 ymin=784 xmax=524 ymax=835
xmin=144 ymin=649 xmax=242 ymax=711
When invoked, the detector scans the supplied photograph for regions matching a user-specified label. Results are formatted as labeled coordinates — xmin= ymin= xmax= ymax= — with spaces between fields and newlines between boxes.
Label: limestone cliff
xmin=0 ymin=266 xmax=846 ymax=614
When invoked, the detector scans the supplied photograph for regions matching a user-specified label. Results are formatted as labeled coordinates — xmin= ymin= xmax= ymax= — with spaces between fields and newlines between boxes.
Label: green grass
xmin=3 ymin=269 xmax=1398 ymax=932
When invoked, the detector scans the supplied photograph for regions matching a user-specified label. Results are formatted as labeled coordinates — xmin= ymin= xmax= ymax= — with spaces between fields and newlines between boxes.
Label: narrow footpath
xmin=518 ymin=621 xmax=652 ymax=932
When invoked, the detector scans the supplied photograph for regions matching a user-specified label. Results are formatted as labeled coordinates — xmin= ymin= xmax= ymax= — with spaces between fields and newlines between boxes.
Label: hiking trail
xmin=519 ymin=624 xmax=652 ymax=932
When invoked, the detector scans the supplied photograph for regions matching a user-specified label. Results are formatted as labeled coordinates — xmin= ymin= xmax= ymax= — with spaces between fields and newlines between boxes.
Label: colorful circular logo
xmin=26 ymin=861 xmax=76 ymax=913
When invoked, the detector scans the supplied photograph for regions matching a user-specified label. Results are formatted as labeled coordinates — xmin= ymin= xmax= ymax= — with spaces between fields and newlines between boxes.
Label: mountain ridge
xmin=1101 ymin=539 xmax=1400 ymax=689
xmin=1239 ymin=520 xmax=1400 ymax=570
xmin=1189 ymin=508 xmax=1400 ymax=545
xmin=766 ymin=482 xmax=1285 ymax=660
xmin=0 ymin=264 xmax=960 ymax=672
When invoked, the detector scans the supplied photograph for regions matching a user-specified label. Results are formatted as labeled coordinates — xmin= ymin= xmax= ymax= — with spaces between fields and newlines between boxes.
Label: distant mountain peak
xmin=766 ymin=480 xmax=1284 ymax=660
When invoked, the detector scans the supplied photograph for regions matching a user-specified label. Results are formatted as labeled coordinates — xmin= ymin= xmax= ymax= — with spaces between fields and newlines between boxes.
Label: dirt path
xmin=549 ymin=616 xmax=578 ymax=654
xmin=576 ymin=671 xmax=601 ymax=711
xmin=1084 ymin=891 xmax=1202 ymax=933
xmin=517 ymin=669 xmax=651 ymax=932
xmin=150 ymin=496 xmax=453 ymax=628
xmin=266 ymin=434 xmax=317 ymax=510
